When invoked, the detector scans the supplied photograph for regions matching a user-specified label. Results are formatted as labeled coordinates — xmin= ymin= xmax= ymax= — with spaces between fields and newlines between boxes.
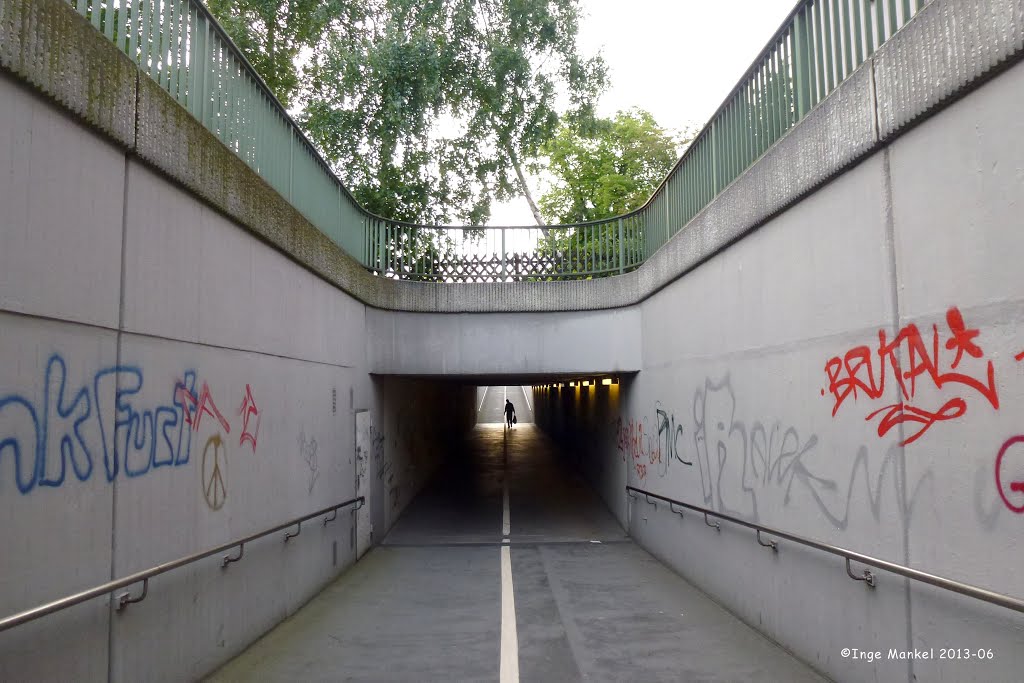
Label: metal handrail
xmin=626 ymin=486 xmax=1024 ymax=614
xmin=0 ymin=496 xmax=364 ymax=633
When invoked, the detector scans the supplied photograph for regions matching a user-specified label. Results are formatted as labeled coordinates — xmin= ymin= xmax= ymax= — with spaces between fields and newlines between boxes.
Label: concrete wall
xmin=533 ymin=58 xmax=1024 ymax=682
xmin=368 ymin=377 xmax=478 ymax=538
xmin=533 ymin=381 xmax=629 ymax=529
xmin=0 ymin=71 xmax=472 ymax=681
xmin=367 ymin=308 xmax=642 ymax=377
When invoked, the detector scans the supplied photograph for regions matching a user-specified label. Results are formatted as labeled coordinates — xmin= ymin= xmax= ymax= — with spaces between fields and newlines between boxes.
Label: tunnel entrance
xmin=476 ymin=385 xmax=535 ymax=425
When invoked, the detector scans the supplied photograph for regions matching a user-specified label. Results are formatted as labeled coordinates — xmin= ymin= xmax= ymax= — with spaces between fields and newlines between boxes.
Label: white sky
xmin=488 ymin=0 xmax=797 ymax=226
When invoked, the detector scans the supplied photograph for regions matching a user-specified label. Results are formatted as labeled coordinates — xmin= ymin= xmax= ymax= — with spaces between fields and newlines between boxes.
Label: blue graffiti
xmin=0 ymin=354 xmax=197 ymax=494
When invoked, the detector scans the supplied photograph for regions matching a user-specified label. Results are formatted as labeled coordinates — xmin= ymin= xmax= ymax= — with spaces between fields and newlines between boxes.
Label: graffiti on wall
xmin=0 ymin=353 xmax=262 ymax=500
xmin=655 ymin=404 xmax=692 ymax=476
xmin=823 ymin=306 xmax=1003 ymax=445
xmin=298 ymin=430 xmax=319 ymax=494
xmin=237 ymin=384 xmax=261 ymax=452
xmin=692 ymin=376 xmax=829 ymax=520
xmin=201 ymin=434 xmax=228 ymax=510
xmin=616 ymin=416 xmax=655 ymax=480
xmin=0 ymin=355 xmax=197 ymax=494
xmin=622 ymin=375 xmax=931 ymax=528
xmin=995 ymin=436 xmax=1024 ymax=513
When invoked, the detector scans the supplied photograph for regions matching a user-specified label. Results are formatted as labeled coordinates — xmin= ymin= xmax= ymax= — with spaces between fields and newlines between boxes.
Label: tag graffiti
xmin=823 ymin=306 xmax=1003 ymax=445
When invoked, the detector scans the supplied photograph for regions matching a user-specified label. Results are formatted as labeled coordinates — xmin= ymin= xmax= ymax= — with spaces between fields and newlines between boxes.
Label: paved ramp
xmin=209 ymin=425 xmax=823 ymax=682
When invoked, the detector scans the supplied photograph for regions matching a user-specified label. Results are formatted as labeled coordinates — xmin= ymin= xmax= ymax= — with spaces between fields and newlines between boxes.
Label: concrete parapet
xmin=0 ymin=0 xmax=136 ymax=147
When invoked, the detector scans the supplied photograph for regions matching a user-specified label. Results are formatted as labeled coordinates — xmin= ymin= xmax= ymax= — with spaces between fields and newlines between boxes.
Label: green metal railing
xmin=65 ymin=0 xmax=928 ymax=282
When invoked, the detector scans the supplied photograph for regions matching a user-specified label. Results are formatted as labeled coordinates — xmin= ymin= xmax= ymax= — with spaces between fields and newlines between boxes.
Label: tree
xmin=204 ymin=0 xmax=349 ymax=108
xmin=530 ymin=108 xmax=688 ymax=277
xmin=297 ymin=0 xmax=606 ymax=225
xmin=538 ymin=108 xmax=682 ymax=224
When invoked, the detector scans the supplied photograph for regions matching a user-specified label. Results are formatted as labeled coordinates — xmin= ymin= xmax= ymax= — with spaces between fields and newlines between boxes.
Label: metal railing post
xmin=501 ymin=228 xmax=507 ymax=281
xmin=618 ymin=217 xmax=624 ymax=273
xmin=793 ymin=5 xmax=812 ymax=120
xmin=288 ymin=131 xmax=294 ymax=202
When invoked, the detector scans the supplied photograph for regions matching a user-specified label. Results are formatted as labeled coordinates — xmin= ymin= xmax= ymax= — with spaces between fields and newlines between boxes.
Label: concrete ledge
xmin=874 ymin=0 xmax=1024 ymax=141
xmin=0 ymin=0 xmax=136 ymax=148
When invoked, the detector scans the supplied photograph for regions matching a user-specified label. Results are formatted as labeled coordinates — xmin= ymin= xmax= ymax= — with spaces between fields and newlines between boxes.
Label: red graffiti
xmin=237 ymin=384 xmax=261 ymax=452
xmin=824 ymin=307 xmax=998 ymax=445
xmin=616 ymin=417 xmax=660 ymax=480
xmin=996 ymin=436 xmax=1024 ymax=514
xmin=178 ymin=381 xmax=231 ymax=434
xmin=1015 ymin=350 xmax=1024 ymax=362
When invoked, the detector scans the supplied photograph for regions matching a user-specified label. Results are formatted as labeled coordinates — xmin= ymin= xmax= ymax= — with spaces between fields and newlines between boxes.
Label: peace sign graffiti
xmin=202 ymin=435 xmax=227 ymax=510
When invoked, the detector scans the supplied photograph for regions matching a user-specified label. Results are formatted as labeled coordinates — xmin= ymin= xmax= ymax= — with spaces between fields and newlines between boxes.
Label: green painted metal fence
xmin=66 ymin=0 xmax=928 ymax=282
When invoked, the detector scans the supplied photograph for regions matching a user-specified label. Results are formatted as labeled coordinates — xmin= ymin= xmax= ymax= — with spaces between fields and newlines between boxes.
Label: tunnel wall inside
xmin=0 ymin=70 xmax=473 ymax=681
xmin=533 ymin=58 xmax=1024 ymax=683
xmin=368 ymin=377 xmax=478 ymax=540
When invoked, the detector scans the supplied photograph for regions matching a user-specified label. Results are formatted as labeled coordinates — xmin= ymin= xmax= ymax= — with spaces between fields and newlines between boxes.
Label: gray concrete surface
xmin=366 ymin=309 xmax=642 ymax=375
xmin=209 ymin=425 xmax=822 ymax=682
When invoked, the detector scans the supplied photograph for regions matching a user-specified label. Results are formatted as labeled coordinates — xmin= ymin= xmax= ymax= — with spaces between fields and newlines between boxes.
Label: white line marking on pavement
xmin=503 ymin=481 xmax=511 ymax=536
xmin=500 ymin=545 xmax=520 ymax=683
xmin=519 ymin=386 xmax=531 ymax=412
xmin=478 ymin=386 xmax=489 ymax=412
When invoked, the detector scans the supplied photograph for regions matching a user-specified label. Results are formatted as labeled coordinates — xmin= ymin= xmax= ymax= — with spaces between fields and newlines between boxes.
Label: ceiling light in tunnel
xmin=602 ymin=378 xmax=612 ymax=386
xmin=582 ymin=380 xmax=590 ymax=387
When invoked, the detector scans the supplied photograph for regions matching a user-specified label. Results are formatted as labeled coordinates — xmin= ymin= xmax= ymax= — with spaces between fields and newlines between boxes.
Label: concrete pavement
xmin=208 ymin=425 xmax=823 ymax=682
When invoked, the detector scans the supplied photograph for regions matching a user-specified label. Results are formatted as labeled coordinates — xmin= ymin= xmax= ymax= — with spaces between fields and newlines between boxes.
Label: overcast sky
xmin=488 ymin=0 xmax=797 ymax=225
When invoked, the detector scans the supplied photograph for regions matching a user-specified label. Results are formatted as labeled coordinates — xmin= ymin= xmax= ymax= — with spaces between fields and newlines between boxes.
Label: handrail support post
xmin=846 ymin=558 xmax=876 ymax=588
xmin=116 ymin=578 xmax=149 ymax=612
xmin=222 ymin=542 xmax=244 ymax=568
xmin=757 ymin=529 xmax=779 ymax=552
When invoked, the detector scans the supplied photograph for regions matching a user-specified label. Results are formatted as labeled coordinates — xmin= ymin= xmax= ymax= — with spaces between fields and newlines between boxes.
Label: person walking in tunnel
xmin=504 ymin=399 xmax=516 ymax=429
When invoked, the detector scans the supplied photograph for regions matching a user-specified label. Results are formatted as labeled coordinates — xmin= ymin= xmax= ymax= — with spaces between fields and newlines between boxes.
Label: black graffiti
xmin=655 ymin=403 xmax=692 ymax=477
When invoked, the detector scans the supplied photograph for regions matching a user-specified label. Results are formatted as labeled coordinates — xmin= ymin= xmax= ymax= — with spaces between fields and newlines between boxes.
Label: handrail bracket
xmin=323 ymin=509 xmax=338 ymax=526
xmin=704 ymin=512 xmax=721 ymax=531
xmin=846 ymin=558 xmax=876 ymax=588
xmin=116 ymin=578 xmax=148 ymax=612
xmin=757 ymin=529 xmax=779 ymax=552
xmin=284 ymin=521 xmax=302 ymax=543
xmin=222 ymin=542 xmax=244 ymax=568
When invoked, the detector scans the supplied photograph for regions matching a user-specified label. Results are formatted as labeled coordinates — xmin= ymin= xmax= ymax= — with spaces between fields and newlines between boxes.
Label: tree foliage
xmin=207 ymin=0 xmax=607 ymax=225
xmin=528 ymin=109 xmax=688 ymax=278
xmin=537 ymin=108 xmax=682 ymax=224
xmin=204 ymin=0 xmax=348 ymax=108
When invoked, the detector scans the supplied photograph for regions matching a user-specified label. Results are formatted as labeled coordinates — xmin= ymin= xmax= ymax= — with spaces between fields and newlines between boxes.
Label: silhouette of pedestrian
xmin=504 ymin=399 xmax=516 ymax=429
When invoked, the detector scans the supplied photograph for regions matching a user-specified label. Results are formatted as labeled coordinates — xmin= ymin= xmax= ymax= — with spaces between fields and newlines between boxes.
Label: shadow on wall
xmin=368 ymin=377 xmax=478 ymax=531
